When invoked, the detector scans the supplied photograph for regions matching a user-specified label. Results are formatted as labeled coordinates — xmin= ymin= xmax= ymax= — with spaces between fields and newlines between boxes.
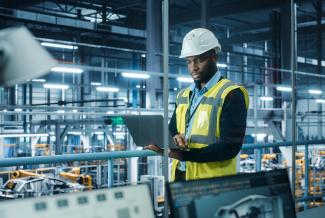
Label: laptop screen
xmin=167 ymin=169 xmax=296 ymax=218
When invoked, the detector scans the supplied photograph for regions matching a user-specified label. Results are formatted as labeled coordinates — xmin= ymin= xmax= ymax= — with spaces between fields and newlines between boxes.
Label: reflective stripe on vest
xmin=188 ymin=81 xmax=235 ymax=144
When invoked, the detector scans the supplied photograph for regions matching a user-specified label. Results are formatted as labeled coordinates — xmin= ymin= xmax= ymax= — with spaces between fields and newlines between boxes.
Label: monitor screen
xmin=0 ymin=184 xmax=155 ymax=218
xmin=167 ymin=169 xmax=296 ymax=218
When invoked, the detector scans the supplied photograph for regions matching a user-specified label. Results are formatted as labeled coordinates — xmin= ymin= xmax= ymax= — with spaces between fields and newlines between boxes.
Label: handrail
xmin=0 ymin=140 xmax=324 ymax=167
xmin=0 ymin=150 xmax=156 ymax=167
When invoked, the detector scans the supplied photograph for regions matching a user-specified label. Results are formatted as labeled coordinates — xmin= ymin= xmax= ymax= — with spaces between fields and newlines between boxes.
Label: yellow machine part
xmin=11 ymin=170 xmax=45 ymax=179
xmin=59 ymin=172 xmax=92 ymax=190
xmin=262 ymin=154 xmax=276 ymax=160
xmin=240 ymin=154 xmax=249 ymax=159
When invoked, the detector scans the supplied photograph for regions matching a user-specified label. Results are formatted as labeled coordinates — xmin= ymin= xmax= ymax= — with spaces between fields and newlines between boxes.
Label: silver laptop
xmin=121 ymin=115 xmax=178 ymax=148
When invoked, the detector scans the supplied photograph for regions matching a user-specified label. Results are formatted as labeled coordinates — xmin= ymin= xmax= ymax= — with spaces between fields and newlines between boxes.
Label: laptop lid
xmin=167 ymin=169 xmax=296 ymax=218
xmin=121 ymin=115 xmax=177 ymax=148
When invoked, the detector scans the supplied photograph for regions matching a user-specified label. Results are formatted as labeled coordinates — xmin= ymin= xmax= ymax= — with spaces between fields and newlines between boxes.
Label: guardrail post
xmin=255 ymin=149 xmax=262 ymax=172
xmin=304 ymin=144 xmax=309 ymax=210
xmin=107 ymin=159 xmax=113 ymax=187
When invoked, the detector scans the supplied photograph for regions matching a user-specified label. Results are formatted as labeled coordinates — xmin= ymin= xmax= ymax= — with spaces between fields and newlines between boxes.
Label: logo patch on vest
xmin=197 ymin=110 xmax=208 ymax=129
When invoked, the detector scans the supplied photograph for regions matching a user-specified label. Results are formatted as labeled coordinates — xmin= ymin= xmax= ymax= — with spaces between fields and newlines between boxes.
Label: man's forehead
xmin=185 ymin=49 xmax=215 ymax=61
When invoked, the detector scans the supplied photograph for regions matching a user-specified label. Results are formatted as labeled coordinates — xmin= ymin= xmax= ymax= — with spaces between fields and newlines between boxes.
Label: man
xmin=146 ymin=28 xmax=249 ymax=181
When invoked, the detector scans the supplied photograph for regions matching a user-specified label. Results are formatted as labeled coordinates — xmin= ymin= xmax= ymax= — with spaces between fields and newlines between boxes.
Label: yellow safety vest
xmin=171 ymin=78 xmax=249 ymax=181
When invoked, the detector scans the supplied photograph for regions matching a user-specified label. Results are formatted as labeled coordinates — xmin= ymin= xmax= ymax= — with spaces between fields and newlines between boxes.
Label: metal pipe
xmin=0 ymin=140 xmax=324 ymax=167
xmin=162 ymin=1 xmax=169 ymax=218
xmin=290 ymin=0 xmax=297 ymax=201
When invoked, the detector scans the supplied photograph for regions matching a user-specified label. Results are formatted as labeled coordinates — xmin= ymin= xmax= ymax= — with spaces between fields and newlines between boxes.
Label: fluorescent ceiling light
xmin=217 ymin=63 xmax=227 ymax=68
xmin=106 ymin=111 xmax=114 ymax=114
xmin=91 ymin=82 xmax=101 ymax=86
xmin=94 ymin=132 xmax=104 ymax=135
xmin=136 ymin=85 xmax=141 ymax=88
xmin=316 ymin=99 xmax=325 ymax=103
xmin=96 ymin=86 xmax=119 ymax=92
xmin=177 ymin=77 xmax=193 ymax=83
xmin=113 ymin=132 xmax=125 ymax=136
xmin=308 ymin=89 xmax=322 ymax=95
xmin=43 ymin=83 xmax=69 ymax=90
xmin=72 ymin=109 xmax=78 ymax=113
xmin=14 ymin=108 xmax=22 ymax=112
xmin=141 ymin=54 xmax=146 ymax=58
xmin=67 ymin=131 xmax=82 ymax=135
xmin=41 ymin=42 xmax=78 ymax=50
xmin=0 ymin=133 xmax=49 ymax=138
xmin=276 ymin=86 xmax=292 ymax=92
xmin=32 ymin=79 xmax=46 ymax=82
xmin=251 ymin=133 xmax=267 ymax=137
xmin=51 ymin=67 xmax=83 ymax=74
xmin=260 ymin=96 xmax=274 ymax=101
xmin=174 ymin=87 xmax=178 ymax=91
xmin=122 ymin=72 xmax=150 ymax=79
xmin=57 ymin=110 xmax=65 ymax=114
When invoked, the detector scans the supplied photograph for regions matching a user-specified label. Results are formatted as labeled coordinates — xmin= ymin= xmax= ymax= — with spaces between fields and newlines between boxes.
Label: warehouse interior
xmin=0 ymin=0 xmax=324 ymax=217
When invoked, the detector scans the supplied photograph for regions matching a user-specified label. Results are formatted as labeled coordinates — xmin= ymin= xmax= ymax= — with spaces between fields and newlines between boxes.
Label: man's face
xmin=186 ymin=52 xmax=217 ymax=84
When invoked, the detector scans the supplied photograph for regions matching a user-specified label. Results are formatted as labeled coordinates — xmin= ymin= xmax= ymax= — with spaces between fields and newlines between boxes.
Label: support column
xmin=270 ymin=11 xmax=282 ymax=108
xmin=146 ymin=0 xmax=162 ymax=109
xmin=201 ymin=0 xmax=208 ymax=28
xmin=315 ymin=0 xmax=323 ymax=139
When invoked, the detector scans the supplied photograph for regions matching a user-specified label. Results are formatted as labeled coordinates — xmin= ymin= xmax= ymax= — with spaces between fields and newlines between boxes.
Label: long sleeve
xmin=181 ymin=88 xmax=247 ymax=163
xmin=169 ymin=107 xmax=178 ymax=137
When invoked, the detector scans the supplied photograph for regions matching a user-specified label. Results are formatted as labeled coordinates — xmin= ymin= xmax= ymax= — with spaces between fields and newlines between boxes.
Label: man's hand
xmin=173 ymin=134 xmax=188 ymax=148
xmin=144 ymin=144 xmax=183 ymax=160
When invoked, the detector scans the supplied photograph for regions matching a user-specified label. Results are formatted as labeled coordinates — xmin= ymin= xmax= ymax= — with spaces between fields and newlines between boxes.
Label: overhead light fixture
xmin=96 ymin=86 xmax=119 ymax=92
xmin=174 ymin=87 xmax=178 ymax=91
xmin=41 ymin=42 xmax=78 ymax=50
xmin=308 ymin=89 xmax=322 ymax=95
xmin=177 ymin=77 xmax=193 ymax=83
xmin=113 ymin=132 xmax=125 ymax=136
xmin=43 ymin=83 xmax=69 ymax=90
xmin=136 ymin=85 xmax=141 ymax=88
xmin=316 ymin=99 xmax=325 ymax=103
xmin=260 ymin=96 xmax=274 ymax=101
xmin=141 ymin=54 xmax=146 ymax=58
xmin=91 ymin=82 xmax=101 ymax=86
xmin=276 ymin=86 xmax=292 ymax=92
xmin=57 ymin=110 xmax=65 ymax=114
xmin=32 ymin=79 xmax=46 ymax=82
xmin=121 ymin=72 xmax=150 ymax=79
xmin=67 ymin=131 xmax=82 ymax=135
xmin=51 ymin=67 xmax=83 ymax=74
xmin=217 ymin=63 xmax=227 ymax=68
xmin=94 ymin=132 xmax=104 ymax=135
xmin=106 ymin=111 xmax=114 ymax=114
xmin=72 ymin=109 xmax=78 ymax=113
xmin=0 ymin=133 xmax=49 ymax=138
xmin=14 ymin=108 xmax=22 ymax=112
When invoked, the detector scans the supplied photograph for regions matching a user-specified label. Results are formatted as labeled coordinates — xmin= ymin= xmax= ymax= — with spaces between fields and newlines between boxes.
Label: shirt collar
xmin=189 ymin=70 xmax=221 ymax=92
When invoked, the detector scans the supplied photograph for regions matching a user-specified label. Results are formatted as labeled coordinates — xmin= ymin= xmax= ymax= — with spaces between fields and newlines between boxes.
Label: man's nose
xmin=190 ymin=62 xmax=199 ymax=71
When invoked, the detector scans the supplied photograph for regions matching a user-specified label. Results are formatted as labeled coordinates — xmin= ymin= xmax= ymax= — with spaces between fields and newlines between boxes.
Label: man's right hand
xmin=173 ymin=134 xmax=188 ymax=149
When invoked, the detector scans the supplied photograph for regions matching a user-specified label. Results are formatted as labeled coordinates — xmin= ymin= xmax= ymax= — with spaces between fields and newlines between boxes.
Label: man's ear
xmin=211 ymin=53 xmax=217 ymax=63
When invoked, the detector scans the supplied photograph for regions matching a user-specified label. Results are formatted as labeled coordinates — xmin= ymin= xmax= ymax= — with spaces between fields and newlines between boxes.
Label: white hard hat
xmin=179 ymin=28 xmax=221 ymax=58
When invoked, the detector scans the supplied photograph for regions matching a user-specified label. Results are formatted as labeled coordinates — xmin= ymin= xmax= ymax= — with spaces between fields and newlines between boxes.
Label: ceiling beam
xmin=171 ymin=0 xmax=311 ymax=25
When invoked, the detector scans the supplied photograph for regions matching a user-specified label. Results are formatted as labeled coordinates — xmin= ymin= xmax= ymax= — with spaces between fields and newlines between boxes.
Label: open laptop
xmin=167 ymin=169 xmax=296 ymax=218
xmin=121 ymin=115 xmax=178 ymax=148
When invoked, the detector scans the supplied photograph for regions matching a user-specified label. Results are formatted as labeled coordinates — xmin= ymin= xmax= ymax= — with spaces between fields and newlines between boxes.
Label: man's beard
xmin=194 ymin=62 xmax=216 ymax=85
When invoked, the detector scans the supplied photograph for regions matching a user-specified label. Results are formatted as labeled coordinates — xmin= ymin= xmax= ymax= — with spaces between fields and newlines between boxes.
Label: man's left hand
xmin=144 ymin=144 xmax=183 ymax=160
